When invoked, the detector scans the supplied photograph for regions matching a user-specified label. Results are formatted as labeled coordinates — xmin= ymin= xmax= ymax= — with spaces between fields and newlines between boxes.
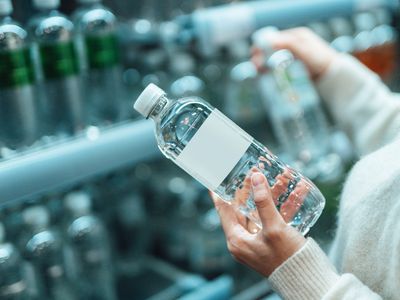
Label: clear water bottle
xmin=0 ymin=0 xmax=38 ymax=149
xmin=21 ymin=206 xmax=77 ymax=300
xmin=252 ymin=27 xmax=334 ymax=179
xmin=224 ymin=61 xmax=264 ymax=125
xmin=114 ymin=193 xmax=149 ymax=259
xmin=370 ymin=8 xmax=398 ymax=81
xmin=189 ymin=209 xmax=233 ymax=276
xmin=64 ymin=192 xmax=116 ymax=300
xmin=29 ymin=0 xmax=85 ymax=136
xmin=73 ymin=0 xmax=122 ymax=125
xmin=0 ymin=222 xmax=31 ymax=300
xmin=134 ymin=83 xmax=325 ymax=235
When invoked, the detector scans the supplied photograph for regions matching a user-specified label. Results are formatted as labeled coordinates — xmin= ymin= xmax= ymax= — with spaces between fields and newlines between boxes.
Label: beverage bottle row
xmin=0 ymin=192 xmax=116 ymax=300
xmin=310 ymin=9 xmax=398 ymax=82
xmin=0 ymin=0 xmax=123 ymax=150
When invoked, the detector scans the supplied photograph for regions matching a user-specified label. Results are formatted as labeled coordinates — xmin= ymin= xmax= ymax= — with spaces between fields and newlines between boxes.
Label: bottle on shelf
xmin=307 ymin=22 xmax=333 ymax=43
xmin=21 ymin=206 xmax=77 ymax=300
xmin=224 ymin=39 xmax=266 ymax=128
xmin=0 ymin=0 xmax=38 ymax=149
xmin=63 ymin=191 xmax=116 ymax=300
xmin=28 ymin=0 xmax=85 ymax=136
xmin=370 ymin=8 xmax=398 ymax=81
xmin=252 ymin=27 xmax=341 ymax=180
xmin=114 ymin=192 xmax=149 ymax=259
xmin=167 ymin=49 xmax=205 ymax=100
xmin=224 ymin=60 xmax=264 ymax=126
xmin=134 ymin=83 xmax=326 ymax=235
xmin=162 ymin=177 xmax=199 ymax=266
xmin=352 ymin=12 xmax=377 ymax=73
xmin=0 ymin=222 xmax=32 ymax=300
xmin=73 ymin=0 xmax=123 ymax=126
xmin=189 ymin=208 xmax=233 ymax=277
xmin=329 ymin=17 xmax=355 ymax=54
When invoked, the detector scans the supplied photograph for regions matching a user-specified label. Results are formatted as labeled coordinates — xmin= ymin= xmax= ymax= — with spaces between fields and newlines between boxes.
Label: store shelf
xmin=0 ymin=120 xmax=160 ymax=206
xmin=184 ymin=0 xmax=399 ymax=55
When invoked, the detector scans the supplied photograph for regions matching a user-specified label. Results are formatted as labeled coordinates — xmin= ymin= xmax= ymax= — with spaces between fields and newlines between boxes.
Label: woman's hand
xmin=210 ymin=172 xmax=306 ymax=277
xmin=253 ymin=27 xmax=339 ymax=80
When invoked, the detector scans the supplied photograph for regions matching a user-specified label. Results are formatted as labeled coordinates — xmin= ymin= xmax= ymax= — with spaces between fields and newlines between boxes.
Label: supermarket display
xmin=0 ymin=0 xmax=398 ymax=299
xmin=0 ymin=0 xmax=38 ymax=149
xmin=20 ymin=206 xmax=77 ymax=300
xmin=0 ymin=222 xmax=31 ymax=300
xmin=29 ymin=0 xmax=85 ymax=136
xmin=73 ymin=0 xmax=122 ymax=125
xmin=63 ymin=191 xmax=116 ymax=300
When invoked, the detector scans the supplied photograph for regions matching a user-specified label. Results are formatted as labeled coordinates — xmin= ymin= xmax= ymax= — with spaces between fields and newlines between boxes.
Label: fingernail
xmin=251 ymin=172 xmax=265 ymax=187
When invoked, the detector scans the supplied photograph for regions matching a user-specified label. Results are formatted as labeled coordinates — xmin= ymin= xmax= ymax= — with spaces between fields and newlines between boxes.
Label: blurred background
xmin=0 ymin=0 xmax=399 ymax=299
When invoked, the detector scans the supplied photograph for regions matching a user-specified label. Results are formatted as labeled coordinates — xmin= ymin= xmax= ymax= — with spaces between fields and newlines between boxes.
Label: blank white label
xmin=176 ymin=109 xmax=252 ymax=191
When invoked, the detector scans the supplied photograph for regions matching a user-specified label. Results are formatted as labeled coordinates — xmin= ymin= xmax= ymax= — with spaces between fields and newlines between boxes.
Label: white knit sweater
xmin=268 ymin=54 xmax=400 ymax=299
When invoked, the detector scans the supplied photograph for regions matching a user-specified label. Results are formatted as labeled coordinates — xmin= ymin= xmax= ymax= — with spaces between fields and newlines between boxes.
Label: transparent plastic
xmin=64 ymin=193 xmax=116 ymax=300
xmin=0 ymin=15 xmax=38 ymax=148
xmin=256 ymin=49 xmax=333 ymax=178
xmin=73 ymin=1 xmax=122 ymax=125
xmin=140 ymin=91 xmax=326 ymax=235
xmin=28 ymin=8 xmax=84 ymax=135
xmin=21 ymin=207 xmax=78 ymax=300
xmin=0 ymin=241 xmax=30 ymax=299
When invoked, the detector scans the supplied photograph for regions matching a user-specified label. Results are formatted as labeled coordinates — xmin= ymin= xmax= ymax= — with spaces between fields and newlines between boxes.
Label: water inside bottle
xmin=157 ymin=97 xmax=325 ymax=234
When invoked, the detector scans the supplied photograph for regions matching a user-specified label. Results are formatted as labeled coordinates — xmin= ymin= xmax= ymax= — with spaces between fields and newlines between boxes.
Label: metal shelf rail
xmin=0 ymin=120 xmax=159 ymax=207
xmin=176 ymin=0 xmax=399 ymax=55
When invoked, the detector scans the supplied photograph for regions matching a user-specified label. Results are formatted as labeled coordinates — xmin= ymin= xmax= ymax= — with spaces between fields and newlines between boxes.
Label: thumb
xmin=251 ymin=172 xmax=283 ymax=228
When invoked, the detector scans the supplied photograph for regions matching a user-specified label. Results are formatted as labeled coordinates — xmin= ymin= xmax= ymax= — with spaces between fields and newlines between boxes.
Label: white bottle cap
xmin=77 ymin=0 xmax=101 ymax=4
xmin=22 ymin=206 xmax=50 ymax=229
xmin=134 ymin=83 xmax=167 ymax=118
xmin=252 ymin=26 xmax=280 ymax=56
xmin=33 ymin=0 xmax=60 ymax=10
xmin=64 ymin=191 xmax=92 ymax=215
xmin=0 ymin=0 xmax=12 ymax=15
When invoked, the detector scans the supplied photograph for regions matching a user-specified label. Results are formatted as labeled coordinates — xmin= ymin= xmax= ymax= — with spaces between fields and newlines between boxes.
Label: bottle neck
xmin=149 ymin=96 xmax=171 ymax=120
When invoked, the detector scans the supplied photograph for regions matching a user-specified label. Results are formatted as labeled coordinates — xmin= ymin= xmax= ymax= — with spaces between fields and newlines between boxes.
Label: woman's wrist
xmin=268 ymin=238 xmax=340 ymax=300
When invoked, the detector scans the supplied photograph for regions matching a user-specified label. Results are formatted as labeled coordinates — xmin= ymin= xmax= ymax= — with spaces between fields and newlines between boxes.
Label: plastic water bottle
xmin=134 ymin=83 xmax=325 ymax=235
xmin=73 ymin=0 xmax=122 ymax=125
xmin=189 ymin=209 xmax=233 ymax=276
xmin=224 ymin=61 xmax=263 ymax=125
xmin=64 ymin=192 xmax=116 ymax=300
xmin=252 ymin=27 xmax=334 ymax=178
xmin=0 ymin=222 xmax=31 ymax=300
xmin=29 ymin=0 xmax=85 ymax=136
xmin=21 ymin=206 xmax=77 ymax=300
xmin=0 ymin=0 xmax=38 ymax=149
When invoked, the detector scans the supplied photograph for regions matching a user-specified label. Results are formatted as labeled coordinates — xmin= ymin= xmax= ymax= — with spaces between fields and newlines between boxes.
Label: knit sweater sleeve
xmin=268 ymin=238 xmax=382 ymax=300
xmin=316 ymin=54 xmax=400 ymax=156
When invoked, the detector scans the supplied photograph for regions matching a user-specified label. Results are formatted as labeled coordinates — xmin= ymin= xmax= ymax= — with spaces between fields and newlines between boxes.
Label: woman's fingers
xmin=251 ymin=172 xmax=284 ymax=229
xmin=258 ymin=27 xmax=338 ymax=80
